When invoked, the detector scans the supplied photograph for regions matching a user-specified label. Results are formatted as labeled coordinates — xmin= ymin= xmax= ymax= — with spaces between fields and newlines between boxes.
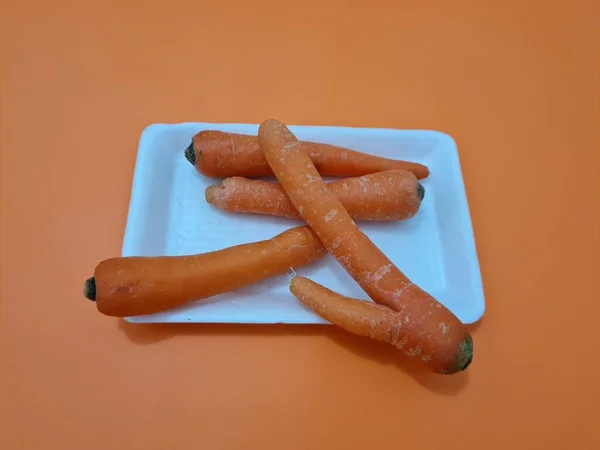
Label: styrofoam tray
xmin=123 ymin=123 xmax=484 ymax=324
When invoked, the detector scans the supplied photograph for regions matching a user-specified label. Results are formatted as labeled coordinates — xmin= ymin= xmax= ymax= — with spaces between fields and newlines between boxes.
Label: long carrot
xmin=258 ymin=119 xmax=472 ymax=374
xmin=83 ymin=226 xmax=325 ymax=317
xmin=205 ymin=170 xmax=424 ymax=221
xmin=290 ymin=277 xmax=472 ymax=374
xmin=184 ymin=130 xmax=429 ymax=179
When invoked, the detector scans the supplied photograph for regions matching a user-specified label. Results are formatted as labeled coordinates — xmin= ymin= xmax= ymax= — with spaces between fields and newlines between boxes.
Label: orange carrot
xmin=290 ymin=277 xmax=472 ymax=374
xmin=258 ymin=119 xmax=472 ymax=374
xmin=205 ymin=170 xmax=424 ymax=221
xmin=83 ymin=226 xmax=325 ymax=317
xmin=184 ymin=130 xmax=429 ymax=179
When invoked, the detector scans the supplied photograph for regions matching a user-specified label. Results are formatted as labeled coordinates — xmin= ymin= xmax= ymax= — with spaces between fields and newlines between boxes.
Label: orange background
xmin=2 ymin=1 xmax=599 ymax=449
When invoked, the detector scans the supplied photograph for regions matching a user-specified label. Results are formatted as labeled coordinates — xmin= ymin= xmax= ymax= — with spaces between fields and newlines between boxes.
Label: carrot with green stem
xmin=259 ymin=119 xmax=472 ymax=374
xmin=205 ymin=170 xmax=425 ymax=221
xmin=290 ymin=276 xmax=473 ymax=373
xmin=185 ymin=130 xmax=429 ymax=179
xmin=83 ymin=226 xmax=325 ymax=317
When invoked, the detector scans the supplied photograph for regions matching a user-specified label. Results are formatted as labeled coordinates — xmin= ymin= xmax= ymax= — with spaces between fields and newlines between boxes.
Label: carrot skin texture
xmin=259 ymin=119 xmax=471 ymax=374
xmin=205 ymin=170 xmax=423 ymax=221
xmin=90 ymin=226 xmax=325 ymax=317
xmin=189 ymin=130 xmax=429 ymax=179
xmin=290 ymin=277 xmax=472 ymax=374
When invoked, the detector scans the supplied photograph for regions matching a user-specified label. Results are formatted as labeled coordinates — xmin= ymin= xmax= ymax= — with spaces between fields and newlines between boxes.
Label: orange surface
xmin=1 ymin=1 xmax=599 ymax=449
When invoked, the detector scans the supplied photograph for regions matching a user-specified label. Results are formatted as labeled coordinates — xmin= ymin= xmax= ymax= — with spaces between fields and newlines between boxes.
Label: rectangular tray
xmin=123 ymin=123 xmax=484 ymax=324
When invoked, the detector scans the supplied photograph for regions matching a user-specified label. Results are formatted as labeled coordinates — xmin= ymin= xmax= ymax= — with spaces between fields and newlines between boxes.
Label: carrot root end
xmin=84 ymin=277 xmax=96 ymax=301
xmin=184 ymin=142 xmax=196 ymax=166
xmin=449 ymin=333 xmax=473 ymax=374
xmin=417 ymin=183 xmax=425 ymax=201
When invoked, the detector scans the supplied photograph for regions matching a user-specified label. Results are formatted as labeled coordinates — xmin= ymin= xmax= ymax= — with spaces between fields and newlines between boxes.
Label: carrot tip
xmin=84 ymin=277 xmax=96 ymax=301
xmin=184 ymin=142 xmax=196 ymax=166
xmin=450 ymin=333 xmax=473 ymax=374
xmin=417 ymin=183 xmax=425 ymax=201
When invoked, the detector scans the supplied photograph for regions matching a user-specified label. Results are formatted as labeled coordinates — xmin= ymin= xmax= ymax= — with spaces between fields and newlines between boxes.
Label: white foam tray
xmin=123 ymin=123 xmax=484 ymax=324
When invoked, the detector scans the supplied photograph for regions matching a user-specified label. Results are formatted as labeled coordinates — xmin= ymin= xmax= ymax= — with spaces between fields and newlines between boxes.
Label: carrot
xmin=205 ymin=170 xmax=424 ymax=221
xmin=83 ymin=226 xmax=325 ymax=317
xmin=258 ymin=119 xmax=472 ymax=374
xmin=184 ymin=130 xmax=429 ymax=179
xmin=290 ymin=277 xmax=472 ymax=374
